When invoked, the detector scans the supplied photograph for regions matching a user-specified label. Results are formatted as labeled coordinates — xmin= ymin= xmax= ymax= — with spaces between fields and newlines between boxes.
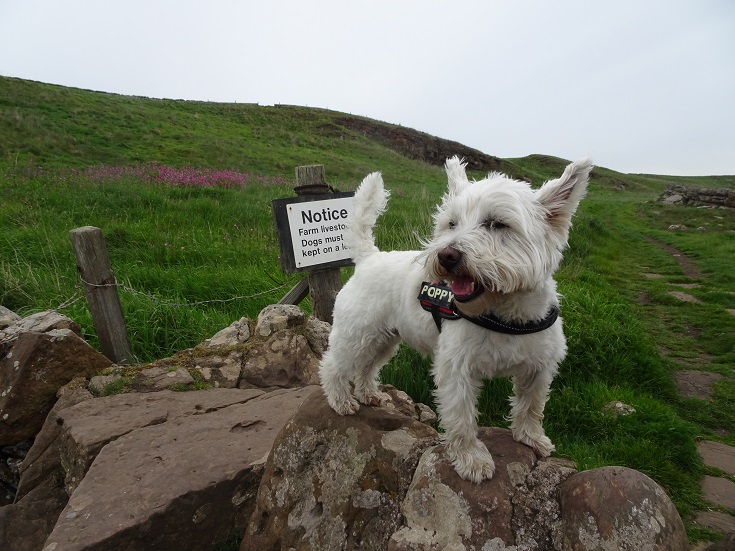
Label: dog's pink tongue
xmin=450 ymin=277 xmax=474 ymax=297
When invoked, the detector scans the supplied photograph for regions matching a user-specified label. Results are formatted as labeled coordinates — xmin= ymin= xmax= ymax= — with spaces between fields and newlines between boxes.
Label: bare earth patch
xmin=670 ymin=283 xmax=701 ymax=289
xmin=668 ymin=291 xmax=703 ymax=303
xmin=673 ymin=370 xmax=723 ymax=400
xmin=643 ymin=237 xmax=703 ymax=279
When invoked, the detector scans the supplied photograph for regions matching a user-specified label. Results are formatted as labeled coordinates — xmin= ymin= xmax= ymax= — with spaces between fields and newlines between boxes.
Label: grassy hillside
xmin=1 ymin=76 xmax=734 ymax=542
xmin=0 ymin=75 xmax=513 ymax=185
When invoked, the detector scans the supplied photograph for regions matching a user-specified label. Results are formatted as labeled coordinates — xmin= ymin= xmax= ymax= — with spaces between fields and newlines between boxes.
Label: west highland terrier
xmin=319 ymin=156 xmax=592 ymax=482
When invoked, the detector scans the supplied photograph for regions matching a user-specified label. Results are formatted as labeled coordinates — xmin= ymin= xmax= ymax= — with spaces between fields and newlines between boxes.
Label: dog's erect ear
xmin=536 ymin=158 xmax=593 ymax=234
xmin=445 ymin=156 xmax=470 ymax=195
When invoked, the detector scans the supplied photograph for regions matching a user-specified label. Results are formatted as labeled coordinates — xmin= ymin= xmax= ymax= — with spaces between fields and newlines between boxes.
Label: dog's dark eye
xmin=483 ymin=220 xmax=507 ymax=230
xmin=448 ymin=221 xmax=456 ymax=229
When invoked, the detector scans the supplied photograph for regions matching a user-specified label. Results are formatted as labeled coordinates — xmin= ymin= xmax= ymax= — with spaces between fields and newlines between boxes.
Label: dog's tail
xmin=346 ymin=172 xmax=390 ymax=264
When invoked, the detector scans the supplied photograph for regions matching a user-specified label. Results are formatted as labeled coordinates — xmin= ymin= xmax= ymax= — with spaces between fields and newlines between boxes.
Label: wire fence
xmin=55 ymin=274 xmax=300 ymax=312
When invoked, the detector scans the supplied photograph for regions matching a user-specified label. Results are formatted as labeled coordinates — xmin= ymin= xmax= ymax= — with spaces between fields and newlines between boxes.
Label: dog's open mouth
xmin=448 ymin=276 xmax=485 ymax=303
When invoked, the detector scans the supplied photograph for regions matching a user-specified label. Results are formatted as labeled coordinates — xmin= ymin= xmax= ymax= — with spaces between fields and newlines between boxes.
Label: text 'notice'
xmin=286 ymin=196 xmax=353 ymax=269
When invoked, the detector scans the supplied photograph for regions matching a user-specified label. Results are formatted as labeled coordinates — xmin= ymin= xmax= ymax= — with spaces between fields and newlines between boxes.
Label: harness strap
xmin=417 ymin=281 xmax=559 ymax=335
xmin=452 ymin=304 xmax=559 ymax=335
xmin=418 ymin=282 xmax=459 ymax=332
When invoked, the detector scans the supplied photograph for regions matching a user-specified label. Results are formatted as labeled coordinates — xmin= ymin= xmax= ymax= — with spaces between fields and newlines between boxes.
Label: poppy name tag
xmin=418 ymin=282 xmax=457 ymax=315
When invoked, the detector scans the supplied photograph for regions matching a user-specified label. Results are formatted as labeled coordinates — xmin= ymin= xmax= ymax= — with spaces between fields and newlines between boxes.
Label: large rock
xmin=243 ymin=389 xmax=687 ymax=551
xmin=204 ymin=316 xmax=251 ymax=348
xmin=660 ymin=184 xmax=735 ymax=209
xmin=0 ymin=323 xmax=111 ymax=445
xmin=241 ymin=387 xmax=438 ymax=551
xmin=253 ymin=304 xmax=305 ymax=337
xmin=0 ymin=481 xmax=68 ymax=551
xmin=389 ymin=428 xmax=576 ymax=551
xmin=238 ymin=329 xmax=320 ymax=390
xmin=55 ymin=388 xmax=265 ymax=495
xmin=16 ymin=387 xmax=93 ymax=500
xmin=558 ymin=466 xmax=688 ymax=550
xmin=2 ymin=388 xmax=267 ymax=551
xmin=0 ymin=387 xmax=93 ymax=551
xmin=43 ymin=386 xmax=319 ymax=551
xmin=0 ymin=310 xmax=81 ymax=357
xmin=194 ymin=350 xmax=244 ymax=388
xmin=0 ymin=306 xmax=21 ymax=331
xmin=390 ymin=428 xmax=534 ymax=550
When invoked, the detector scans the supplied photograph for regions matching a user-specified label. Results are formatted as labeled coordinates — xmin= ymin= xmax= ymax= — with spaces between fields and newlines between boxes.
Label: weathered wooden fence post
xmin=69 ymin=226 xmax=134 ymax=365
xmin=296 ymin=165 xmax=343 ymax=324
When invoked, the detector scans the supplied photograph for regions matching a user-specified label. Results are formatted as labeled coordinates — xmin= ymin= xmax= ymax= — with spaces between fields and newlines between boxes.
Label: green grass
xmin=1 ymin=75 xmax=734 ymax=541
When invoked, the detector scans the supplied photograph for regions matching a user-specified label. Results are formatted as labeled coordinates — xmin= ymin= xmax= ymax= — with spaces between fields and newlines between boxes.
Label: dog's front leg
xmin=509 ymin=365 xmax=556 ymax=457
xmin=433 ymin=352 xmax=495 ymax=483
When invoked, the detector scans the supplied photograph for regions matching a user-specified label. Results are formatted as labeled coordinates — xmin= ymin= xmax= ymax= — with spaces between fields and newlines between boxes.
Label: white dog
xmin=319 ymin=157 xmax=591 ymax=482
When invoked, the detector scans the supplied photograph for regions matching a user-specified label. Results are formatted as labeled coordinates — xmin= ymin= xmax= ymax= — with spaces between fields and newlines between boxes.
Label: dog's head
xmin=422 ymin=156 xmax=592 ymax=314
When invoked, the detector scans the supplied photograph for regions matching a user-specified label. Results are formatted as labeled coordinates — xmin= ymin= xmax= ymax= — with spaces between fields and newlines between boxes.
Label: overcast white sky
xmin=2 ymin=0 xmax=734 ymax=175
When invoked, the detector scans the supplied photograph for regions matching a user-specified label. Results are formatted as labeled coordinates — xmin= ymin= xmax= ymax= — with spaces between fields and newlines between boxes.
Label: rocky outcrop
xmin=0 ymin=387 xmax=93 ymax=551
xmin=660 ymin=184 xmax=735 ymax=209
xmin=390 ymin=428 xmax=541 ymax=550
xmin=243 ymin=389 xmax=688 ymax=551
xmin=0 ymin=304 xmax=691 ymax=551
xmin=0 ymin=310 xmax=111 ymax=446
xmin=44 ymin=387 xmax=318 ymax=551
xmin=336 ymin=116 xmax=511 ymax=174
xmin=0 ymin=304 xmax=327 ymax=551
xmin=242 ymin=387 xmax=438 ymax=551
xmin=0 ymin=306 xmax=21 ymax=331
xmin=558 ymin=466 xmax=688 ymax=550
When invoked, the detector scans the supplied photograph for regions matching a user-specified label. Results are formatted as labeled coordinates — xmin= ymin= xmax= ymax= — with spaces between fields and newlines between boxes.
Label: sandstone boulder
xmin=389 ymin=428 xmax=577 ymax=551
xmin=390 ymin=428 xmax=535 ymax=550
xmin=55 ymin=388 xmax=265 ymax=495
xmin=0 ymin=387 xmax=93 ymax=551
xmin=238 ymin=329 xmax=320 ymax=390
xmin=43 ymin=386 xmax=318 ymax=551
xmin=0 ymin=481 xmax=68 ymax=551
xmin=204 ymin=316 xmax=251 ymax=348
xmin=558 ymin=466 xmax=688 ymax=550
xmin=0 ymin=306 xmax=21 ymax=331
xmin=242 ymin=390 xmax=688 ymax=551
xmin=241 ymin=387 xmax=439 ymax=551
xmin=660 ymin=184 xmax=735 ymax=209
xmin=194 ymin=350 xmax=243 ymax=388
xmin=0 ymin=324 xmax=111 ymax=445
xmin=0 ymin=310 xmax=81 ymax=357
xmin=254 ymin=304 xmax=305 ymax=337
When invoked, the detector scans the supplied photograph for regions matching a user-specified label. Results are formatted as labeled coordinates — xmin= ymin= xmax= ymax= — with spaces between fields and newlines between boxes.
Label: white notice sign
xmin=286 ymin=196 xmax=353 ymax=269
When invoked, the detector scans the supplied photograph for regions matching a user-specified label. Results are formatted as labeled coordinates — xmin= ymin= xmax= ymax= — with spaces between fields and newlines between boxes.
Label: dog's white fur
xmin=319 ymin=157 xmax=592 ymax=482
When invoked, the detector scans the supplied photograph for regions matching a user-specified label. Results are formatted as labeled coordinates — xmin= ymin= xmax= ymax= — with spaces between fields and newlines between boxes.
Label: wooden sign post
xmin=272 ymin=165 xmax=354 ymax=324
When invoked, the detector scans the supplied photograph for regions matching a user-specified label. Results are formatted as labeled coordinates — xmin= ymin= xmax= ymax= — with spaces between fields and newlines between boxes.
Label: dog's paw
xmin=327 ymin=394 xmax=360 ymax=416
xmin=514 ymin=431 xmax=555 ymax=458
xmin=355 ymin=389 xmax=390 ymax=408
xmin=448 ymin=441 xmax=496 ymax=483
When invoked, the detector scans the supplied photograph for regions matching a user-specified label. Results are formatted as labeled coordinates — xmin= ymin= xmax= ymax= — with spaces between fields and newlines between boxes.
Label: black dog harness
xmin=417 ymin=281 xmax=559 ymax=335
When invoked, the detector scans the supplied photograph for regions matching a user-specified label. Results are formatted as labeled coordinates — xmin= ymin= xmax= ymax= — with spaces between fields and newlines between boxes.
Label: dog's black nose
xmin=438 ymin=247 xmax=462 ymax=270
